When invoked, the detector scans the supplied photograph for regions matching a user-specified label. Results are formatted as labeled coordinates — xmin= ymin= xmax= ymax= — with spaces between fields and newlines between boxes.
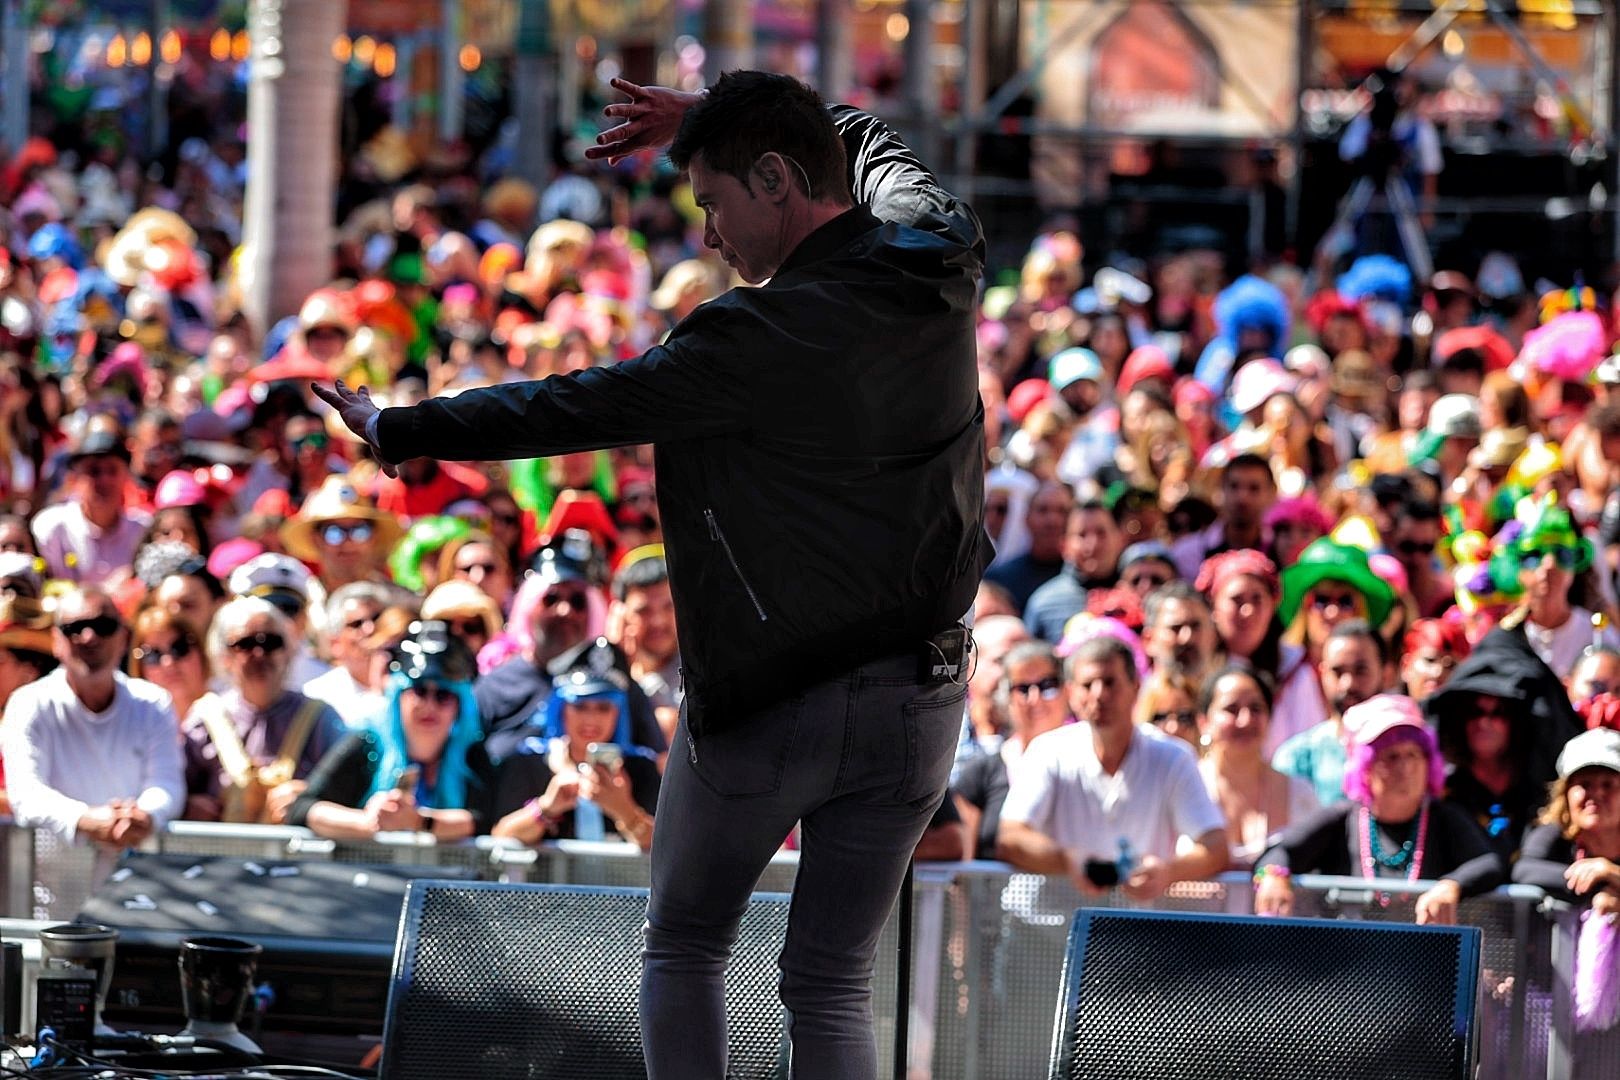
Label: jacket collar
xmin=774 ymin=206 xmax=879 ymax=279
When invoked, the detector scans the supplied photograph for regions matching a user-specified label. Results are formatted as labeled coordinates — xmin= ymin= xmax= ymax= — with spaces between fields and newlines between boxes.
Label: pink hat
xmin=1117 ymin=345 xmax=1174 ymax=397
xmin=1172 ymin=377 xmax=1217 ymax=407
xmin=1228 ymin=358 xmax=1297 ymax=416
xmin=207 ymin=538 xmax=266 ymax=581
xmin=1367 ymin=552 xmax=1409 ymax=597
xmin=1343 ymin=694 xmax=1426 ymax=748
xmin=154 ymin=469 xmax=208 ymax=510
xmin=1264 ymin=496 xmax=1334 ymax=536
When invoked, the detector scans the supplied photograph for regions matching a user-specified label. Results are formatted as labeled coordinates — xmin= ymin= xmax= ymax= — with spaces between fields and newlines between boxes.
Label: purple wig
xmin=1342 ymin=723 xmax=1446 ymax=804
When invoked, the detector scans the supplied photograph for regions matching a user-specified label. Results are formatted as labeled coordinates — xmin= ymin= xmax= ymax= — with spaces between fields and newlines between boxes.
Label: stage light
xmin=231 ymin=30 xmax=249 ymax=62
xmin=375 ymin=42 xmax=396 ymax=78
xmin=885 ymin=13 xmax=909 ymax=41
xmin=161 ymin=29 xmax=182 ymax=64
xmin=459 ymin=44 xmax=481 ymax=71
xmin=333 ymin=34 xmax=352 ymax=63
xmin=354 ymin=35 xmax=376 ymax=66
xmin=209 ymin=28 xmax=230 ymax=61
xmin=1442 ymin=29 xmax=1464 ymax=59
xmin=107 ymin=34 xmax=127 ymax=69
xmin=131 ymin=31 xmax=152 ymax=66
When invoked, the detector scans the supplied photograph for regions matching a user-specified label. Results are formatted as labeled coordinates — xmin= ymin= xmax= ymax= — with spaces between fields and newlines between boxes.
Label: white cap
xmin=227 ymin=553 xmax=313 ymax=601
xmin=1556 ymin=728 xmax=1620 ymax=779
xmin=1426 ymin=393 xmax=1482 ymax=439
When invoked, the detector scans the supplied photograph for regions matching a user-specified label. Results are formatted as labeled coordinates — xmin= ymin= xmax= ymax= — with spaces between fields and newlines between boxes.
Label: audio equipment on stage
xmin=77 ymin=852 xmax=475 ymax=1033
xmin=1048 ymin=910 xmax=1481 ymax=1080
xmin=381 ymin=881 xmax=792 ymax=1080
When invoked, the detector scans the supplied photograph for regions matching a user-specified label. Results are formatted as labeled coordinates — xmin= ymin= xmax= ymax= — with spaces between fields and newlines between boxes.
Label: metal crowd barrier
xmin=7 ymin=818 xmax=1616 ymax=1078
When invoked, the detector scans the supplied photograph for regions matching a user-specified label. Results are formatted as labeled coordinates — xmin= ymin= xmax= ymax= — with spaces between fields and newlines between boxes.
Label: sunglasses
xmin=305 ymin=326 xmax=348 ymax=342
xmin=1009 ymin=676 xmax=1062 ymax=699
xmin=1396 ymin=539 xmax=1434 ymax=556
xmin=541 ymin=589 xmax=589 ymax=610
xmin=292 ymin=432 xmax=330 ymax=452
xmin=1519 ymin=546 xmax=1578 ymax=571
xmin=228 ymin=631 xmax=286 ymax=655
xmin=320 ymin=522 xmax=374 ymax=546
xmin=491 ymin=511 xmax=521 ymax=526
xmin=1151 ymin=709 xmax=1197 ymax=727
xmin=59 ymin=615 xmax=122 ymax=638
xmin=1472 ymin=697 xmax=1508 ymax=719
xmin=1311 ymin=592 xmax=1360 ymax=612
xmin=449 ymin=618 xmax=489 ymax=639
xmin=456 ymin=561 xmax=499 ymax=577
xmin=406 ymin=682 xmax=459 ymax=706
xmin=133 ymin=639 xmax=194 ymax=665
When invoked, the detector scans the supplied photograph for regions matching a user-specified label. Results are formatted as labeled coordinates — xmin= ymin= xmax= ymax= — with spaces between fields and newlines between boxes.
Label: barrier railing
xmin=9 ymin=819 xmax=1616 ymax=1078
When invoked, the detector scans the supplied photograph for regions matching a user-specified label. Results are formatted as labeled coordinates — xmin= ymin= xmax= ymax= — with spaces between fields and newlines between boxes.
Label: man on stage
xmin=318 ymin=71 xmax=988 ymax=1079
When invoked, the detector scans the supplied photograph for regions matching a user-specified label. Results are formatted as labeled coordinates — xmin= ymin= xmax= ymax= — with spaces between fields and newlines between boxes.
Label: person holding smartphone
xmin=489 ymin=668 xmax=659 ymax=851
xmin=287 ymin=621 xmax=494 ymax=841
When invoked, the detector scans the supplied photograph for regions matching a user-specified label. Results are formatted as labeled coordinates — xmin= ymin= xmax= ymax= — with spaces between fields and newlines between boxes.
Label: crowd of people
xmin=2 ymin=87 xmax=1620 ymax=980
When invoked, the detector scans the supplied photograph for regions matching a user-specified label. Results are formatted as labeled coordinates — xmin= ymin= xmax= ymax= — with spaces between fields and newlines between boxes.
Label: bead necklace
xmin=1360 ymin=799 xmax=1430 ymax=883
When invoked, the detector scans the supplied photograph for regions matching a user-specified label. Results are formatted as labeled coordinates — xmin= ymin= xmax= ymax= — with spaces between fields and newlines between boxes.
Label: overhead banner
xmin=1022 ymin=0 xmax=1299 ymax=140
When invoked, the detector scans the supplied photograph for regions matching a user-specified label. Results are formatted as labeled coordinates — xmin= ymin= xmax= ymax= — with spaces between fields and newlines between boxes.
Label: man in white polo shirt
xmin=30 ymin=425 xmax=151 ymax=584
xmin=997 ymin=635 xmax=1227 ymax=899
xmin=2 ymin=586 xmax=185 ymax=847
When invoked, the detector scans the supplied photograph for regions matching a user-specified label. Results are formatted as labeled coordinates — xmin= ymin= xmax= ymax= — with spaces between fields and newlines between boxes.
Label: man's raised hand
xmin=585 ymin=78 xmax=705 ymax=166
xmin=312 ymin=380 xmax=397 ymax=478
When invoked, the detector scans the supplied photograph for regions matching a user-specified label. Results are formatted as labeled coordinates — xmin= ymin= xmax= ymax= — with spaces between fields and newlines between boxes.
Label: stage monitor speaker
xmin=1049 ymin=909 xmax=1481 ymax=1080
xmin=78 ymin=852 xmax=476 ymax=1033
xmin=380 ymin=881 xmax=790 ymax=1080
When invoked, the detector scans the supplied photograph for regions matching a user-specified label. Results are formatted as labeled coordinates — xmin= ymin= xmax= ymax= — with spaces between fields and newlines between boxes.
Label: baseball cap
xmin=1556 ymin=728 xmax=1620 ymax=779
xmin=227 ymin=553 xmax=314 ymax=616
xmin=1048 ymin=348 xmax=1103 ymax=391
xmin=1343 ymin=694 xmax=1426 ymax=748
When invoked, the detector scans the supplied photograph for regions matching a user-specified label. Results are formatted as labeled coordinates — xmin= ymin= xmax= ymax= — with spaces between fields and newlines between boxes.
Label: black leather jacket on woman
xmin=377 ymin=107 xmax=991 ymax=734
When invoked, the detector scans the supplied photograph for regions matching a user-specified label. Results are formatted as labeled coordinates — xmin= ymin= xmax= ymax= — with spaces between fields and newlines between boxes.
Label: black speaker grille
xmin=1055 ymin=911 xmax=1474 ymax=1080
xmin=381 ymin=883 xmax=789 ymax=1080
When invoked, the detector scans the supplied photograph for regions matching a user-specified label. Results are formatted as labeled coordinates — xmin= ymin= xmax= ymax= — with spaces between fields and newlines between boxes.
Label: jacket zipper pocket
xmin=704 ymin=508 xmax=768 ymax=622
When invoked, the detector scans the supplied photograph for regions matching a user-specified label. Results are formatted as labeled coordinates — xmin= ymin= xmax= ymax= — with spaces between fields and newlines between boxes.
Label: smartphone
xmin=1082 ymin=858 xmax=1121 ymax=888
xmin=586 ymin=743 xmax=624 ymax=772
xmin=395 ymin=765 xmax=421 ymax=792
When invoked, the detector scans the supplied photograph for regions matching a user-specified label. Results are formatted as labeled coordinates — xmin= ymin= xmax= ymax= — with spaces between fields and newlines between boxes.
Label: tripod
xmin=1316 ymin=169 xmax=1434 ymax=285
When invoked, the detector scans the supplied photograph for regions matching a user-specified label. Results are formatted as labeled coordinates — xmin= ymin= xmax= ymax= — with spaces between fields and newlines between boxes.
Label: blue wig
xmin=538 ymin=686 xmax=634 ymax=746
xmin=1336 ymin=254 xmax=1412 ymax=308
xmin=362 ymin=672 xmax=486 ymax=808
xmin=1194 ymin=275 xmax=1290 ymax=395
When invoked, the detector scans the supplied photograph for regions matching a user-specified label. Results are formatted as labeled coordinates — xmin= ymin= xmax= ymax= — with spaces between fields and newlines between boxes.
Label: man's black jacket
xmin=377 ymin=107 xmax=991 ymax=734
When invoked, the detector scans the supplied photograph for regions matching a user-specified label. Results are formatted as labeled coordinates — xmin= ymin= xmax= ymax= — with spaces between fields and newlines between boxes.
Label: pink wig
xmin=477 ymin=570 xmax=608 ymax=675
xmin=1341 ymin=723 xmax=1447 ymax=804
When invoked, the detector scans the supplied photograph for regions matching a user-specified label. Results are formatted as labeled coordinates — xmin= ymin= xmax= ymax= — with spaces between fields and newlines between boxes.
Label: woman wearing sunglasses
xmin=128 ymin=607 xmax=209 ymax=727
xmin=181 ymin=597 xmax=346 ymax=824
xmin=953 ymin=640 xmax=1068 ymax=860
xmin=289 ymin=622 xmax=494 ymax=842
xmin=1509 ymin=496 xmax=1617 ymax=681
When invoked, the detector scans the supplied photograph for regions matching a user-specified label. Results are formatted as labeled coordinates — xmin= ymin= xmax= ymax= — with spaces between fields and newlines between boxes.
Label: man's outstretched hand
xmin=585 ymin=78 xmax=706 ymax=166
xmin=312 ymin=380 xmax=397 ymax=478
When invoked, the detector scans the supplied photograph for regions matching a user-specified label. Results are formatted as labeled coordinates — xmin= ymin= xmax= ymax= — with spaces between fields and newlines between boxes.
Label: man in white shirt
xmin=2 ymin=587 xmax=185 ymax=846
xmin=997 ymin=636 xmax=1227 ymax=899
xmin=30 ymin=427 xmax=151 ymax=583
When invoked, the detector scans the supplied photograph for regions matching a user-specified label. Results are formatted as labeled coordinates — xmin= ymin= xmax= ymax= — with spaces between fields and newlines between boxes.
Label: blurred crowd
xmin=3 ymin=107 xmax=1620 ymax=993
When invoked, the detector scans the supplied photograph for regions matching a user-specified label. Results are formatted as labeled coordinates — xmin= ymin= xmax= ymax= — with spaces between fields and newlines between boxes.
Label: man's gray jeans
xmin=641 ymin=652 xmax=966 ymax=1079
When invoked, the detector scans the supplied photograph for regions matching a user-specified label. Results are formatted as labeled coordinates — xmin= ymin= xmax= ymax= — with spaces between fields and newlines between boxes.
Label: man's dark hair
xmin=1143 ymin=581 xmax=1207 ymax=630
xmin=1399 ymin=369 xmax=1440 ymax=395
xmin=1 ymin=646 xmax=56 ymax=677
xmin=1223 ymin=453 xmax=1275 ymax=486
xmin=612 ymin=554 xmax=670 ymax=602
xmin=1325 ymin=618 xmax=1387 ymax=665
xmin=1396 ymin=497 xmax=1441 ymax=527
xmin=1589 ymin=403 xmax=1620 ymax=440
xmin=670 ymin=71 xmax=852 ymax=205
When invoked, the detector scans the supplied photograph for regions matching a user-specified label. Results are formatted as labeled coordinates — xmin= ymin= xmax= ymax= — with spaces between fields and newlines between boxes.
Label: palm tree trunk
xmin=240 ymin=0 xmax=348 ymax=340
xmin=702 ymin=0 xmax=753 ymax=84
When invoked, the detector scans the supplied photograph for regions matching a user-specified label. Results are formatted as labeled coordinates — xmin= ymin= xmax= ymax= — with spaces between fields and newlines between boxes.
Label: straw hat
xmin=280 ymin=476 xmax=405 ymax=563
xmin=420 ymin=580 xmax=503 ymax=642
xmin=102 ymin=208 xmax=198 ymax=288
xmin=0 ymin=595 xmax=54 ymax=656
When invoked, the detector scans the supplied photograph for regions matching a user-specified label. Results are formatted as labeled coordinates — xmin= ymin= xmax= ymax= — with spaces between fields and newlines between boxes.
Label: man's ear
xmin=753 ymin=153 xmax=791 ymax=204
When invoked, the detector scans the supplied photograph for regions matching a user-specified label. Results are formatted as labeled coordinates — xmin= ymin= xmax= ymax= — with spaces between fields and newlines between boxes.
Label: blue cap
xmin=1048 ymin=347 xmax=1103 ymax=390
xmin=27 ymin=223 xmax=83 ymax=269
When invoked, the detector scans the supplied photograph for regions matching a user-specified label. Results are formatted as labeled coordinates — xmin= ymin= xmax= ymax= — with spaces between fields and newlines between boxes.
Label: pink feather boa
xmin=1574 ymin=908 xmax=1620 ymax=1033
